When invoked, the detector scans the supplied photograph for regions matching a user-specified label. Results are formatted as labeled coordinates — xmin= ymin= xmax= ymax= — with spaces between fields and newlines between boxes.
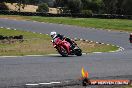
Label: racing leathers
xmin=53 ymin=34 xmax=75 ymax=49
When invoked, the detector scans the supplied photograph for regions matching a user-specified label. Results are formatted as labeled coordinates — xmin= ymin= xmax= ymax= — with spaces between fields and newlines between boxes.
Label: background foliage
xmin=0 ymin=0 xmax=132 ymax=15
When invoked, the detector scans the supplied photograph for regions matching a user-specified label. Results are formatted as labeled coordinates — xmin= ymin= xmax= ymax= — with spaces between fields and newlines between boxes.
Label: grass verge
xmin=0 ymin=15 xmax=132 ymax=32
xmin=0 ymin=28 xmax=118 ymax=56
xmin=97 ymin=85 xmax=132 ymax=88
xmin=123 ymin=86 xmax=132 ymax=88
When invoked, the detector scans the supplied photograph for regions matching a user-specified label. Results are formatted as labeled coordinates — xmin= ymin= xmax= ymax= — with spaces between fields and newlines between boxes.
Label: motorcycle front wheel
xmin=58 ymin=47 xmax=68 ymax=57
xmin=74 ymin=46 xmax=82 ymax=56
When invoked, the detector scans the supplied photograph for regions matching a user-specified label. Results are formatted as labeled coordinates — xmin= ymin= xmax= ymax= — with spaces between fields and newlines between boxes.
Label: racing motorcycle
xmin=51 ymin=38 xmax=82 ymax=57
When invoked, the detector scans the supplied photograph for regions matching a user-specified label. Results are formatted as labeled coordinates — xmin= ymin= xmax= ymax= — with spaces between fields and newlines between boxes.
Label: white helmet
xmin=50 ymin=31 xmax=57 ymax=38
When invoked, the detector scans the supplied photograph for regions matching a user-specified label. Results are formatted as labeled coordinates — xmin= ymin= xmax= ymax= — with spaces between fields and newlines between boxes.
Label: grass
xmin=0 ymin=28 xmax=54 ymax=56
xmin=123 ymin=86 xmax=132 ymax=88
xmin=76 ymin=41 xmax=118 ymax=53
xmin=124 ymin=86 xmax=132 ymax=88
xmin=89 ymin=85 xmax=132 ymax=88
xmin=0 ymin=15 xmax=132 ymax=32
xmin=0 ymin=28 xmax=118 ymax=56
xmin=114 ymin=85 xmax=132 ymax=88
xmin=26 ymin=16 xmax=132 ymax=32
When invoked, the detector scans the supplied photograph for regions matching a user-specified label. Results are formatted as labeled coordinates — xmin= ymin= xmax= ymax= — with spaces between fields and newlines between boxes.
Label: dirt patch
xmin=0 ymin=15 xmax=29 ymax=20
xmin=5 ymin=3 xmax=59 ymax=14
xmin=5 ymin=3 xmax=38 ymax=12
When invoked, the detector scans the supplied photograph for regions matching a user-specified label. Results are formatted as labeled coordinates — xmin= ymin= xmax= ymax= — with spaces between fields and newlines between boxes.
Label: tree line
xmin=55 ymin=0 xmax=132 ymax=15
xmin=0 ymin=0 xmax=132 ymax=15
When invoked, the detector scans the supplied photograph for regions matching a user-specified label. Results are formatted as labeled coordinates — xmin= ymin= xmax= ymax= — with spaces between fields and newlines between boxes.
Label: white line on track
xmin=7 ymin=28 xmax=11 ymax=30
xmin=26 ymin=81 xmax=61 ymax=86
xmin=64 ymin=81 xmax=69 ymax=83
xmin=90 ymin=41 xmax=93 ymax=43
xmin=109 ymin=51 xmax=116 ymax=53
xmin=25 ymin=55 xmax=44 ymax=57
xmin=50 ymin=82 xmax=61 ymax=84
xmin=80 ymin=38 xmax=83 ymax=41
xmin=48 ymin=54 xmax=60 ymax=56
xmin=0 ymin=56 xmax=22 ymax=58
xmin=112 ymin=45 xmax=116 ymax=46
xmin=106 ymin=44 xmax=110 ymax=45
xmin=39 ymin=83 xmax=52 ymax=85
xmin=93 ymin=52 xmax=102 ymax=54
xmin=25 ymin=84 xmax=39 ymax=86
xmin=33 ymin=21 xmax=37 ymax=22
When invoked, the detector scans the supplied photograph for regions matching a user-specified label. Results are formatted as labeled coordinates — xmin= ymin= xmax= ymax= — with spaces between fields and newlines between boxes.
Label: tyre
xmin=75 ymin=48 xmax=82 ymax=56
xmin=76 ymin=52 xmax=82 ymax=56
xmin=59 ymin=47 xmax=68 ymax=57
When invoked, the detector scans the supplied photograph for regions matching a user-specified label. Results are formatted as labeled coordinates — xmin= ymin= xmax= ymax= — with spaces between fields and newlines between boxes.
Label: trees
xmin=120 ymin=0 xmax=132 ymax=15
xmin=26 ymin=0 xmax=39 ymax=5
xmin=67 ymin=0 xmax=82 ymax=13
xmin=102 ymin=0 xmax=118 ymax=14
xmin=54 ymin=0 xmax=103 ymax=14
xmin=102 ymin=0 xmax=132 ymax=15
xmin=0 ymin=0 xmax=9 ymax=10
xmin=54 ymin=0 xmax=132 ymax=15
xmin=81 ymin=0 xmax=103 ymax=13
xmin=1 ymin=0 xmax=132 ymax=15
xmin=0 ymin=0 xmax=5 ymax=3
xmin=54 ymin=0 xmax=66 ymax=7
xmin=0 ymin=3 xmax=9 ymax=10
xmin=36 ymin=3 xmax=49 ymax=12
xmin=38 ymin=0 xmax=54 ymax=7
xmin=54 ymin=0 xmax=82 ymax=13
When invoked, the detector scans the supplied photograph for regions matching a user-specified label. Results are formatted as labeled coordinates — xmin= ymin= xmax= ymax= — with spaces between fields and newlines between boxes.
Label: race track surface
xmin=0 ymin=18 xmax=132 ymax=88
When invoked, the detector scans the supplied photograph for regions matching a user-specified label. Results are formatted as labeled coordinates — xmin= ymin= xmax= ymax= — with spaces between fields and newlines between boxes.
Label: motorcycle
xmin=51 ymin=37 xmax=82 ymax=57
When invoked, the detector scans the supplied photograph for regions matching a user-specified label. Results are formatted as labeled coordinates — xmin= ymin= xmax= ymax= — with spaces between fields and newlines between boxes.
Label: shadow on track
xmin=49 ymin=55 xmax=77 ymax=58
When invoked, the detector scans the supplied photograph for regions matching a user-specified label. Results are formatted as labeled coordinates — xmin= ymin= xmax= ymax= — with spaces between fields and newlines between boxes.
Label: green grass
xmin=124 ymin=86 xmax=132 ymax=88
xmin=114 ymin=85 xmax=132 ymax=88
xmin=0 ymin=28 xmax=55 ymax=56
xmin=0 ymin=15 xmax=132 ymax=32
xmin=76 ymin=41 xmax=118 ymax=53
xmin=0 ymin=28 xmax=118 ymax=56
xmin=24 ymin=16 xmax=132 ymax=32
xmin=90 ymin=85 xmax=132 ymax=88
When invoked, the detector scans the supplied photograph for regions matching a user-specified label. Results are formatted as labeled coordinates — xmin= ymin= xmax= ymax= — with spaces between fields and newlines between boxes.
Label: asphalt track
xmin=0 ymin=18 xmax=132 ymax=88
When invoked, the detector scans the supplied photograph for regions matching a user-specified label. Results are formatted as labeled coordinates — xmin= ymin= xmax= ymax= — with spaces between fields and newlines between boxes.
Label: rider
xmin=50 ymin=31 xmax=75 ymax=49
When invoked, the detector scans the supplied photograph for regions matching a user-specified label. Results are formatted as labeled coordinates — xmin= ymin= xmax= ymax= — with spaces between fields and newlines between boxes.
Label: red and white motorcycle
xmin=51 ymin=38 xmax=82 ymax=57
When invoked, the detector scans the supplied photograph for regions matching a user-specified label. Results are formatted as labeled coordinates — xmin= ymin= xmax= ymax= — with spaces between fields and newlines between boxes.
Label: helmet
xmin=50 ymin=31 xmax=57 ymax=38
